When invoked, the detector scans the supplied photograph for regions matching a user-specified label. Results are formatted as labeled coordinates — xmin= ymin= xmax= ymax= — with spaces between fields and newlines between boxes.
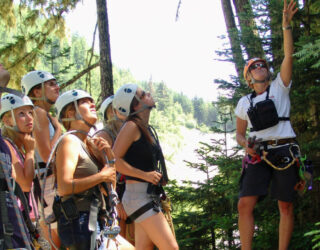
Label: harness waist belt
xmin=262 ymin=138 xmax=296 ymax=146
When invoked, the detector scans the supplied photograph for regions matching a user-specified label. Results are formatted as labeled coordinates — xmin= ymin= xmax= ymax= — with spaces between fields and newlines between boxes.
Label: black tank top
xmin=124 ymin=129 xmax=160 ymax=182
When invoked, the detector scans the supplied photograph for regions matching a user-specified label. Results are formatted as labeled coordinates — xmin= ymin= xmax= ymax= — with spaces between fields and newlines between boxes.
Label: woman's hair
xmin=60 ymin=102 xmax=75 ymax=130
xmin=1 ymin=109 xmax=38 ymax=142
xmin=28 ymin=84 xmax=42 ymax=99
xmin=1 ymin=115 xmax=17 ymax=141
xmin=127 ymin=96 xmax=153 ymax=144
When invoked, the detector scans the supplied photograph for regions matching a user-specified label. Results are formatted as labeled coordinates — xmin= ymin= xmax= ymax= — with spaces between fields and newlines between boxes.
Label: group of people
xmin=0 ymin=66 xmax=178 ymax=250
xmin=0 ymin=0 xmax=304 ymax=249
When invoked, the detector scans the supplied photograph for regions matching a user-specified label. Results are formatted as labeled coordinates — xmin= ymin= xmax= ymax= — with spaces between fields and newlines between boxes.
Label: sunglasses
xmin=249 ymin=63 xmax=267 ymax=71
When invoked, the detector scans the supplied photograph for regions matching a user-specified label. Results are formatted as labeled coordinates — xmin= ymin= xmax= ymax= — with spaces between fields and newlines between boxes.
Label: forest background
xmin=0 ymin=0 xmax=320 ymax=249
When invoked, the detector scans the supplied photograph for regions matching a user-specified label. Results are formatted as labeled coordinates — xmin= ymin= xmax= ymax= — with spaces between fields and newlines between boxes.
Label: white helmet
xmin=21 ymin=70 xmax=56 ymax=95
xmin=0 ymin=94 xmax=34 ymax=118
xmin=55 ymin=89 xmax=93 ymax=121
xmin=99 ymin=95 xmax=114 ymax=120
xmin=113 ymin=83 xmax=138 ymax=117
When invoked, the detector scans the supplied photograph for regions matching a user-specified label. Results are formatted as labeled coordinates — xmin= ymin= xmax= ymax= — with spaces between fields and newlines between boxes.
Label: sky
xmin=65 ymin=0 xmax=236 ymax=101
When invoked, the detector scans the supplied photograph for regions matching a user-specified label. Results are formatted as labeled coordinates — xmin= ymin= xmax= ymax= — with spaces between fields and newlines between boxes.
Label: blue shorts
xmin=239 ymin=145 xmax=300 ymax=202
xmin=58 ymin=211 xmax=99 ymax=249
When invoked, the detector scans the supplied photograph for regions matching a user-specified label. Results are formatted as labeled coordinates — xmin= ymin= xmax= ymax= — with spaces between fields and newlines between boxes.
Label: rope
xmin=161 ymin=197 xmax=176 ymax=238
xmin=262 ymin=145 xmax=297 ymax=171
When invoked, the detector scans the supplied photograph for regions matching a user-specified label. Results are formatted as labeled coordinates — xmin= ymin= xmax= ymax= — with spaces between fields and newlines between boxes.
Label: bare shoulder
xmin=34 ymin=107 xmax=47 ymax=116
xmin=122 ymin=121 xmax=139 ymax=133
xmin=120 ymin=121 xmax=140 ymax=140
xmin=34 ymin=107 xmax=49 ymax=124
xmin=56 ymin=134 xmax=81 ymax=154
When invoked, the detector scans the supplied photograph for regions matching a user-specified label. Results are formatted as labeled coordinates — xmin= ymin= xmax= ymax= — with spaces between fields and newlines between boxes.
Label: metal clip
xmin=270 ymin=139 xmax=278 ymax=146
xmin=103 ymin=225 xmax=121 ymax=239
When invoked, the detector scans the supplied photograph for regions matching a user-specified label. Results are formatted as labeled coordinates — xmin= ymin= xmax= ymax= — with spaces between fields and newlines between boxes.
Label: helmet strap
xmin=5 ymin=111 xmax=21 ymax=133
xmin=41 ymin=83 xmax=56 ymax=105
xmin=74 ymin=100 xmax=96 ymax=129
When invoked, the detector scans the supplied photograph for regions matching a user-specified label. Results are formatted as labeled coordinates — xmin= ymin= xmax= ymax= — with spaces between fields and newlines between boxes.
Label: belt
xmin=262 ymin=138 xmax=296 ymax=146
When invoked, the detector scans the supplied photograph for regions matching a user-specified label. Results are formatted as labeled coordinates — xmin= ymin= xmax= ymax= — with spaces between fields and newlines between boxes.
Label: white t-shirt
xmin=235 ymin=73 xmax=296 ymax=141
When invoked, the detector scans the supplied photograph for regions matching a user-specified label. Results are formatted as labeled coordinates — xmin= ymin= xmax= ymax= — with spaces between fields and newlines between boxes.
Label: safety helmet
xmin=21 ymin=70 xmax=56 ymax=95
xmin=100 ymin=95 xmax=114 ymax=120
xmin=243 ymin=58 xmax=269 ymax=83
xmin=0 ymin=94 xmax=34 ymax=118
xmin=55 ymin=89 xmax=93 ymax=121
xmin=113 ymin=83 xmax=138 ymax=117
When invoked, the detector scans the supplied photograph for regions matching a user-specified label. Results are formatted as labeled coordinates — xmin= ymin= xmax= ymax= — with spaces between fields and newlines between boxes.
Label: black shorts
xmin=239 ymin=145 xmax=300 ymax=202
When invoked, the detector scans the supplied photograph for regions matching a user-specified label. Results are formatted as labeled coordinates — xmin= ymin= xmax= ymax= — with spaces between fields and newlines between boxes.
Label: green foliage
xmin=166 ymin=113 xmax=242 ymax=249
xmin=305 ymin=222 xmax=320 ymax=249
xmin=0 ymin=1 xmax=81 ymax=87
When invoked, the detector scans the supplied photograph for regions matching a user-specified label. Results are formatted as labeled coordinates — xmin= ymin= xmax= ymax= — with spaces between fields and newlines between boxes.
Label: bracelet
xmin=282 ymin=25 xmax=292 ymax=30
xmin=107 ymin=159 xmax=116 ymax=165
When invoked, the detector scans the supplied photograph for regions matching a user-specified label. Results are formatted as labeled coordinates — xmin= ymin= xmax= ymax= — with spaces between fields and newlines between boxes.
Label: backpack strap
xmin=0 ymin=152 xmax=32 ymax=249
xmin=0 ymin=181 xmax=14 ymax=249
xmin=3 ymin=137 xmax=39 ymax=242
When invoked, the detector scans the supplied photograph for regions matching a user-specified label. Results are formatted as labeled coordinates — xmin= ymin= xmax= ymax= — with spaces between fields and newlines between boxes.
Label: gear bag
xmin=247 ymin=86 xmax=290 ymax=132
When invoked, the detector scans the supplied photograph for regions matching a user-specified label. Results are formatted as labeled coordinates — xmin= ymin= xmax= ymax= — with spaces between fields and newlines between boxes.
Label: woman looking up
xmin=54 ymin=89 xmax=133 ymax=249
xmin=21 ymin=70 xmax=61 ymax=163
xmin=21 ymin=70 xmax=62 ymax=247
xmin=0 ymin=93 xmax=36 ymax=248
xmin=113 ymin=83 xmax=178 ymax=250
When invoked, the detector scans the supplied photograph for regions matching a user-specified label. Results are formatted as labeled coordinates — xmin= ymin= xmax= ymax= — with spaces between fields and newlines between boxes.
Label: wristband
xmin=107 ymin=159 xmax=116 ymax=165
xmin=282 ymin=25 xmax=292 ymax=30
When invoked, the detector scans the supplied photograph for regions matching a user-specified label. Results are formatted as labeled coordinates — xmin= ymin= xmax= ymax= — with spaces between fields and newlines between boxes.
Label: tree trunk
xmin=220 ymin=0 xmax=244 ymax=78
xmin=96 ymin=0 xmax=113 ymax=99
xmin=232 ymin=0 xmax=264 ymax=59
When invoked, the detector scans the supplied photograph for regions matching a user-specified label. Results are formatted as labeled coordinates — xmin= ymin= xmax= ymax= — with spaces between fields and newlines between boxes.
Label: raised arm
xmin=280 ymin=0 xmax=298 ymax=87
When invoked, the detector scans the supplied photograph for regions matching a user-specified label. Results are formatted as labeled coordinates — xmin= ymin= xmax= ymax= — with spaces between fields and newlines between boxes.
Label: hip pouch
xmin=60 ymin=197 xmax=79 ymax=220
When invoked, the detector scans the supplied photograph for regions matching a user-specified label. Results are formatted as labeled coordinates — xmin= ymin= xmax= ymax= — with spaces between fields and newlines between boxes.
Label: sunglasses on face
xmin=249 ymin=63 xmax=267 ymax=71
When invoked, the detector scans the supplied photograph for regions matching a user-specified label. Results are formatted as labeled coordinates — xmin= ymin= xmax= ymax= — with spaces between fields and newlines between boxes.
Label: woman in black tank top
xmin=113 ymin=84 xmax=179 ymax=250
